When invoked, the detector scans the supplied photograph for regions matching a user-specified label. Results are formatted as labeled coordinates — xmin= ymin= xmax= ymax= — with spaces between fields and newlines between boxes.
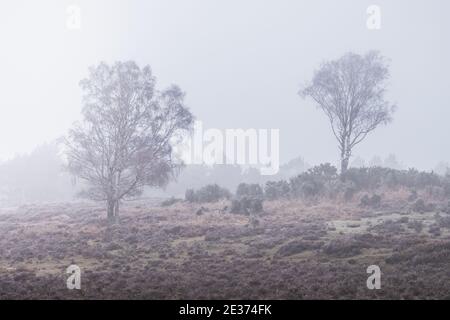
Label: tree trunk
xmin=340 ymin=145 xmax=351 ymax=179
xmin=113 ymin=200 xmax=120 ymax=223
xmin=106 ymin=198 xmax=121 ymax=223
xmin=106 ymin=199 xmax=117 ymax=223
xmin=341 ymin=156 xmax=349 ymax=174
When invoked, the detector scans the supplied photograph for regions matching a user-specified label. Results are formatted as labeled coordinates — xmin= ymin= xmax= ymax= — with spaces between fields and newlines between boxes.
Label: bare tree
xmin=299 ymin=51 xmax=396 ymax=174
xmin=65 ymin=61 xmax=194 ymax=222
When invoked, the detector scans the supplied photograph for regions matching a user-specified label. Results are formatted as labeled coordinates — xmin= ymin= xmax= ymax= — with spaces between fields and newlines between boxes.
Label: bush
xmin=196 ymin=206 xmax=209 ymax=215
xmin=443 ymin=175 xmax=450 ymax=197
xmin=230 ymin=197 xmax=263 ymax=215
xmin=407 ymin=220 xmax=424 ymax=233
xmin=275 ymin=240 xmax=322 ymax=257
xmin=324 ymin=179 xmax=356 ymax=200
xmin=343 ymin=167 xmax=444 ymax=191
xmin=308 ymin=163 xmax=338 ymax=178
xmin=322 ymin=237 xmax=367 ymax=258
xmin=231 ymin=183 xmax=264 ymax=215
xmin=343 ymin=183 xmax=357 ymax=201
xmin=160 ymin=197 xmax=182 ymax=207
xmin=442 ymin=201 xmax=450 ymax=214
xmin=412 ymin=198 xmax=435 ymax=213
xmin=264 ymin=180 xmax=290 ymax=200
xmin=360 ymin=194 xmax=381 ymax=208
xmin=290 ymin=163 xmax=337 ymax=199
xmin=261 ymin=163 xmax=450 ymax=203
xmin=408 ymin=190 xmax=418 ymax=202
xmin=412 ymin=199 xmax=426 ymax=213
xmin=236 ymin=183 xmax=264 ymax=199
xmin=437 ymin=215 xmax=450 ymax=229
xmin=185 ymin=189 xmax=196 ymax=202
xmin=185 ymin=184 xmax=231 ymax=203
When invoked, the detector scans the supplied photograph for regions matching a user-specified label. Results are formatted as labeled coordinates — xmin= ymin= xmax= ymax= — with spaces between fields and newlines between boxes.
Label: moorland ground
xmin=0 ymin=190 xmax=450 ymax=299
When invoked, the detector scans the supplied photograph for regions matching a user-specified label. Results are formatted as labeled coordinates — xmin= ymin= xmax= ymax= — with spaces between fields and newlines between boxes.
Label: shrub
xmin=407 ymin=220 xmax=424 ymax=233
xmin=343 ymin=167 xmax=443 ymax=191
xmin=290 ymin=163 xmax=337 ymax=199
xmin=437 ymin=215 xmax=450 ymax=229
xmin=196 ymin=206 xmax=208 ymax=215
xmin=264 ymin=180 xmax=290 ymax=200
xmin=185 ymin=189 xmax=196 ymax=202
xmin=160 ymin=197 xmax=182 ymax=207
xmin=231 ymin=183 xmax=264 ymax=215
xmin=230 ymin=197 xmax=263 ymax=215
xmin=342 ymin=167 xmax=386 ymax=190
xmin=428 ymin=224 xmax=441 ymax=237
xmin=442 ymin=175 xmax=450 ymax=196
xmin=408 ymin=190 xmax=418 ymax=202
xmin=412 ymin=199 xmax=427 ymax=213
xmin=425 ymin=186 xmax=446 ymax=199
xmin=343 ymin=184 xmax=357 ymax=201
xmin=236 ymin=183 xmax=264 ymax=199
xmin=324 ymin=179 xmax=356 ymax=200
xmin=360 ymin=194 xmax=381 ymax=208
xmin=275 ymin=240 xmax=322 ymax=257
xmin=308 ymin=162 xmax=338 ymax=178
xmin=185 ymin=184 xmax=231 ymax=203
xmin=442 ymin=201 xmax=450 ymax=214
xmin=263 ymin=163 xmax=450 ymax=202
xmin=322 ymin=237 xmax=368 ymax=258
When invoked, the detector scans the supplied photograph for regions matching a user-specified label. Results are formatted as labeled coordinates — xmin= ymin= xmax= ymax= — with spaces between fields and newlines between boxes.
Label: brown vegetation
xmin=0 ymin=188 xmax=449 ymax=299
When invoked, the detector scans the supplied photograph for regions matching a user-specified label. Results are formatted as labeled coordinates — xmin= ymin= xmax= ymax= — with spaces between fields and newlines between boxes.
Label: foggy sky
xmin=0 ymin=0 xmax=449 ymax=170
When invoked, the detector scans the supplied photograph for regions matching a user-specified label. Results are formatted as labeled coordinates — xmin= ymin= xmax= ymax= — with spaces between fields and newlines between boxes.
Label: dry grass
xmin=0 ymin=192 xmax=449 ymax=299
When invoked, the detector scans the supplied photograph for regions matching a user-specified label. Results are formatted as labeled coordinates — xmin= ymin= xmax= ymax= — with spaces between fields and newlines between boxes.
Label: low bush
xmin=322 ymin=237 xmax=367 ymax=258
xmin=290 ymin=163 xmax=337 ymax=199
xmin=360 ymin=194 xmax=382 ymax=208
xmin=230 ymin=197 xmax=263 ymax=215
xmin=160 ymin=197 xmax=182 ymax=207
xmin=275 ymin=240 xmax=322 ymax=257
xmin=264 ymin=180 xmax=290 ymax=200
xmin=412 ymin=199 xmax=435 ymax=213
xmin=261 ymin=163 xmax=450 ymax=202
xmin=407 ymin=220 xmax=424 ymax=233
xmin=408 ymin=190 xmax=418 ymax=202
xmin=185 ymin=184 xmax=231 ymax=203
xmin=343 ymin=167 xmax=444 ymax=191
xmin=442 ymin=201 xmax=450 ymax=214
xmin=231 ymin=183 xmax=264 ymax=215
xmin=236 ymin=183 xmax=264 ymax=199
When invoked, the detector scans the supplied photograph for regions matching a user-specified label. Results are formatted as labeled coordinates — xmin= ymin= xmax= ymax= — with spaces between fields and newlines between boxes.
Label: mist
xmin=1 ymin=1 xmax=449 ymax=169
xmin=1 ymin=0 xmax=450 ymax=302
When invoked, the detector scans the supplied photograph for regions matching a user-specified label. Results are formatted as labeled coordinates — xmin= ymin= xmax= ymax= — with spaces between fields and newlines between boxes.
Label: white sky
xmin=0 ymin=0 xmax=449 ymax=170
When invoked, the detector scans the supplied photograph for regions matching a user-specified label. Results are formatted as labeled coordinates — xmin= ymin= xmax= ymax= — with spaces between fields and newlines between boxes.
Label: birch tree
xmin=299 ymin=51 xmax=396 ymax=174
xmin=65 ymin=61 xmax=194 ymax=221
